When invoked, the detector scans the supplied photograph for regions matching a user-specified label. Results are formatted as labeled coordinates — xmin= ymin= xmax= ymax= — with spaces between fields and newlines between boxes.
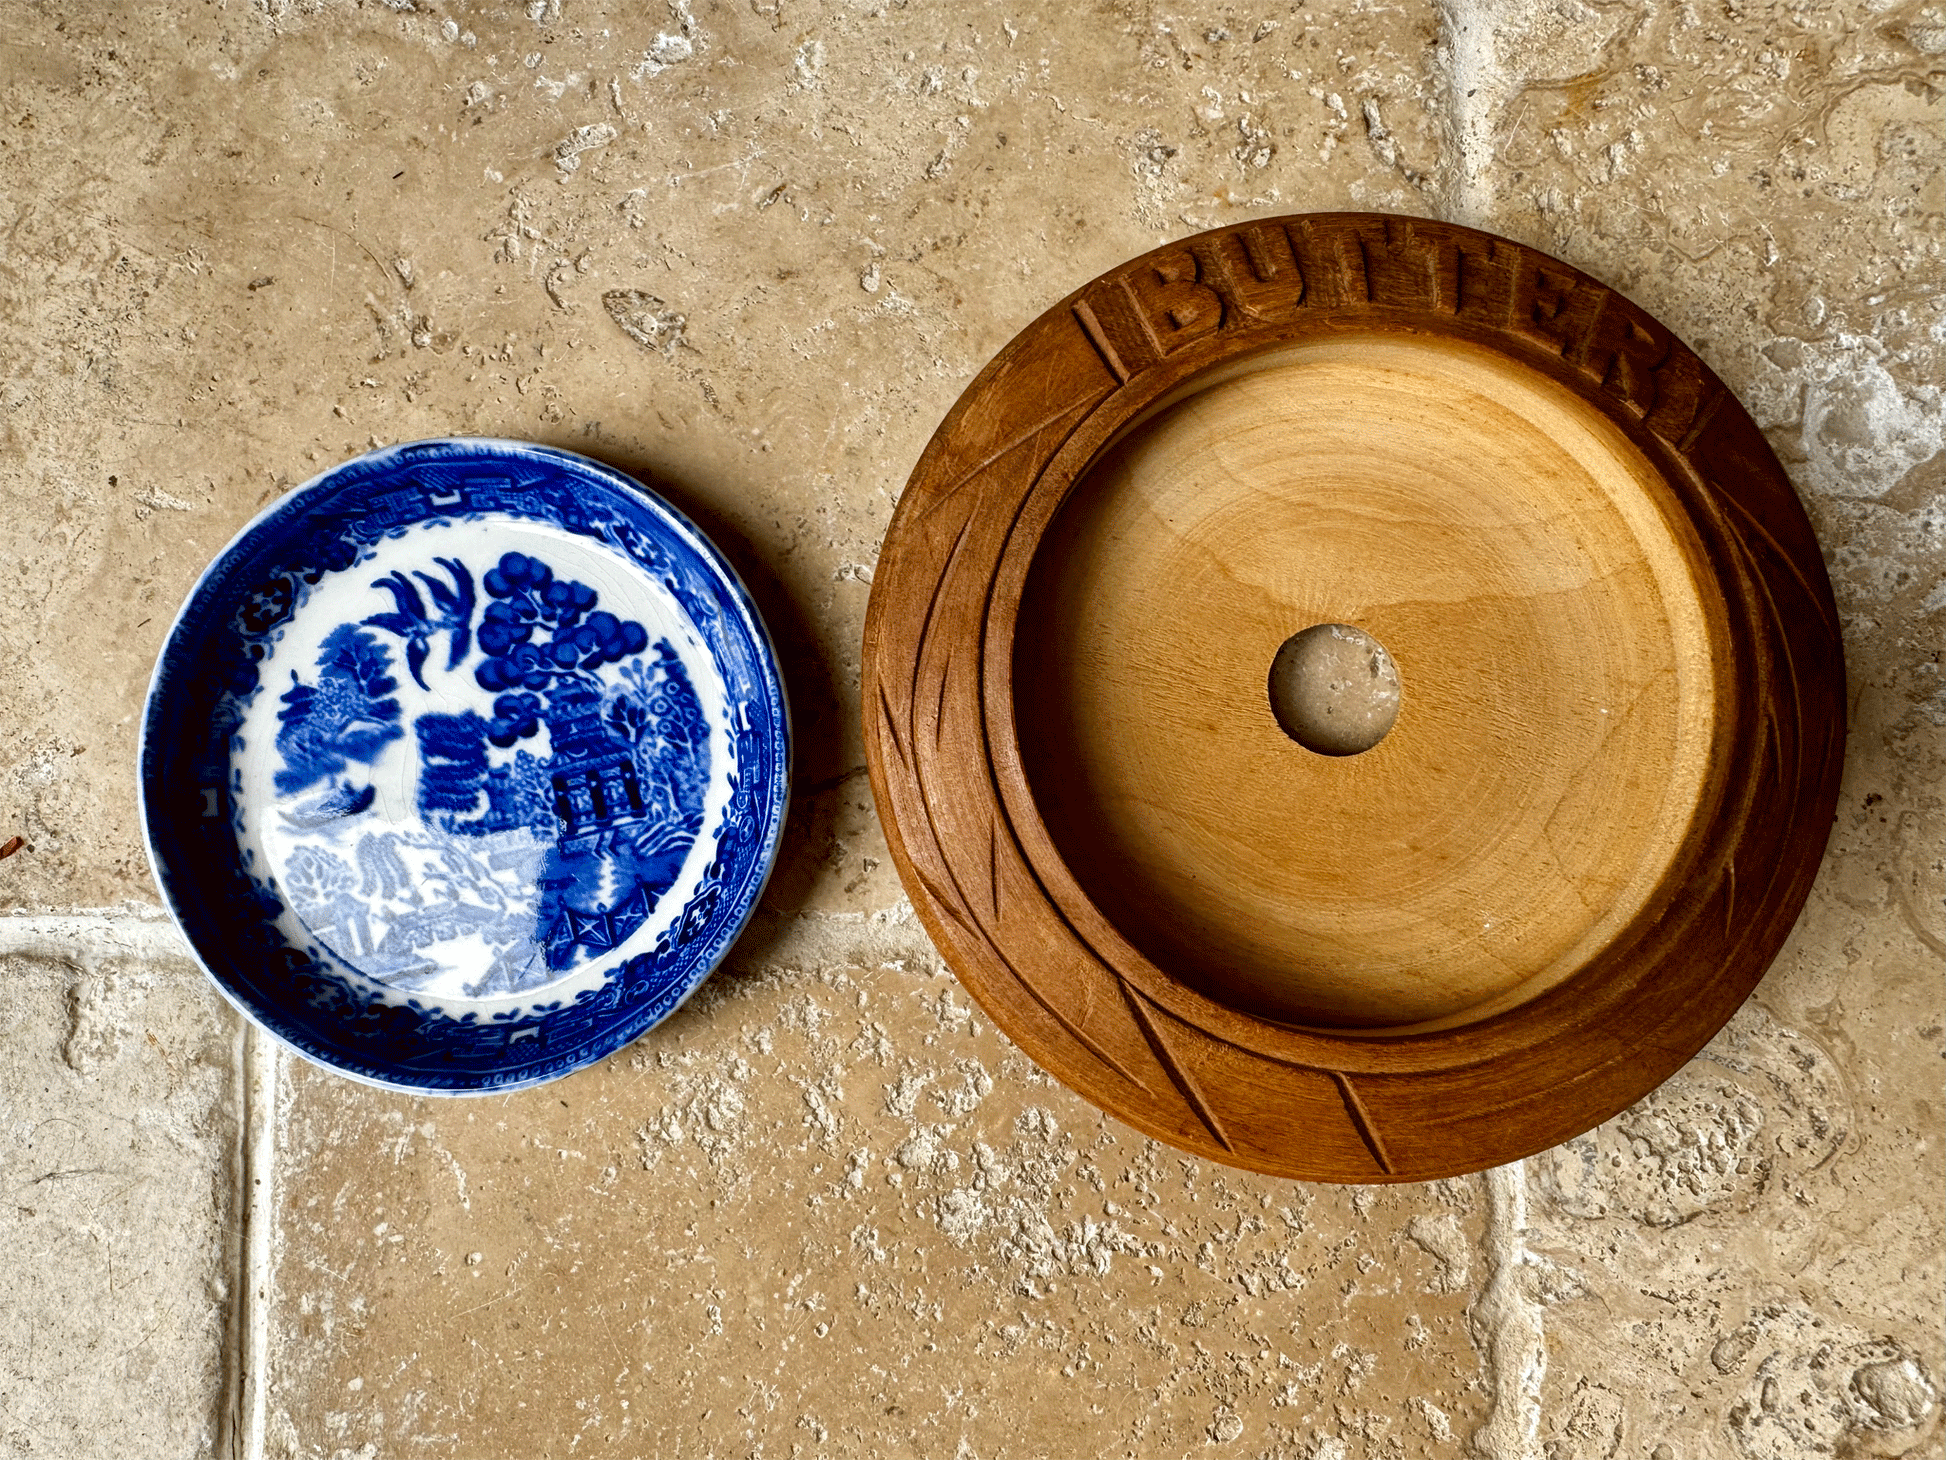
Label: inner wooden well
xmin=1013 ymin=333 xmax=1720 ymax=1031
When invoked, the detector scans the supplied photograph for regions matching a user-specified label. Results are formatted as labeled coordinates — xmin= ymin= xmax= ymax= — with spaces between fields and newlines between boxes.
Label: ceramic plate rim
xmin=139 ymin=437 xmax=791 ymax=1094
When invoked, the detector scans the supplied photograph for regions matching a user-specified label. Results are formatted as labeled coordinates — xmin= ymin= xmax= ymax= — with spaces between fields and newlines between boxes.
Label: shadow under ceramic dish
xmin=558 ymin=440 xmax=854 ymax=963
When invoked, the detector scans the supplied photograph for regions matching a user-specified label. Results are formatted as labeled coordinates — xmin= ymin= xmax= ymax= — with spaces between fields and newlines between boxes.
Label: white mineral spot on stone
xmin=554 ymin=123 xmax=618 ymax=177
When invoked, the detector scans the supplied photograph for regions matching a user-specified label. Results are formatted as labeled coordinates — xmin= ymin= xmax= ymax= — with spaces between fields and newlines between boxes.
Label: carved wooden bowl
xmin=863 ymin=215 xmax=1844 ymax=1183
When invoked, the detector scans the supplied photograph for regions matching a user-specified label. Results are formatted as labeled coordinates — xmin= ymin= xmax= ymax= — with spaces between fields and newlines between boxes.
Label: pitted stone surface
xmin=0 ymin=949 xmax=240 ymax=1458
xmin=0 ymin=2 xmax=1937 ymax=1458
xmin=1527 ymin=1006 xmax=1941 ymax=1458
xmin=268 ymin=938 xmax=1491 ymax=1460
xmin=1530 ymin=1005 xmax=1851 ymax=1230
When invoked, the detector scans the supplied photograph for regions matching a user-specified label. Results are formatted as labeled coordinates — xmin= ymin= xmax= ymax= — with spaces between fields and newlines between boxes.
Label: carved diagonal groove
xmin=1121 ymin=982 xmax=1235 ymax=1153
xmin=1072 ymin=300 xmax=1132 ymax=383
xmin=1010 ymin=964 xmax=1155 ymax=1096
xmin=918 ymin=397 xmax=1101 ymax=524
xmin=876 ymin=683 xmax=908 ymax=770
xmin=916 ymin=869 xmax=975 ymax=938
xmin=1676 ymin=384 xmax=1726 ymax=454
xmin=987 ymin=819 xmax=1001 ymax=921
xmin=1710 ymin=476 xmax=1841 ymax=644
xmin=929 ymin=805 xmax=1154 ymax=1096
xmin=907 ymin=511 xmax=975 ymax=735
xmin=933 ymin=653 xmax=951 ymax=750
xmin=1330 ymin=1073 xmax=1395 ymax=1175
xmin=1712 ymin=492 xmax=1812 ymax=866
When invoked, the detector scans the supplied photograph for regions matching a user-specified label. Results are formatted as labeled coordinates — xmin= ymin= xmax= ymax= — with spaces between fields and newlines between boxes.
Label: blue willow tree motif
xmin=362 ymin=557 xmax=475 ymax=691
xmin=417 ymin=711 xmax=491 ymax=816
xmin=356 ymin=831 xmax=412 ymax=899
xmin=474 ymin=551 xmax=650 ymax=692
xmin=272 ymin=625 xmax=405 ymax=816
xmin=606 ymin=643 xmax=711 ymax=841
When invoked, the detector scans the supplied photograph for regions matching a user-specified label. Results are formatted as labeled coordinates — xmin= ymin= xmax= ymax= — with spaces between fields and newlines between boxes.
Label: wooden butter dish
xmin=863 ymin=214 xmax=1844 ymax=1183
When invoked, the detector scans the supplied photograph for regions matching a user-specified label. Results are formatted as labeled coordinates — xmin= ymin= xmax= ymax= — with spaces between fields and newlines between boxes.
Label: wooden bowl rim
xmin=863 ymin=212 xmax=1845 ymax=1182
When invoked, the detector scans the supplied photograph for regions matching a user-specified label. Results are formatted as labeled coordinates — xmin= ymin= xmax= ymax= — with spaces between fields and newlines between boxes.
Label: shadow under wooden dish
xmin=864 ymin=215 xmax=1844 ymax=1182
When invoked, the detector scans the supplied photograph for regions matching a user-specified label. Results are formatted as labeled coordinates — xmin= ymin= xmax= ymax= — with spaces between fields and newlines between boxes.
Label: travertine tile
xmin=6 ymin=2 xmax=1940 ymax=1458
xmin=0 ymin=943 xmax=240 ymax=1457
xmin=267 ymin=925 xmax=1493 ymax=1460
xmin=0 ymin=0 xmax=1447 ymax=913
xmin=1470 ymin=3 xmax=1946 ymax=1456
xmin=1524 ymin=989 xmax=1942 ymax=1460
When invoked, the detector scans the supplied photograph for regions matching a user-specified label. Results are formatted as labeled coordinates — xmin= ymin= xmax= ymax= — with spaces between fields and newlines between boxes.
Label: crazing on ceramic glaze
xmin=141 ymin=441 xmax=790 ymax=1092
xmin=244 ymin=533 xmax=724 ymax=1003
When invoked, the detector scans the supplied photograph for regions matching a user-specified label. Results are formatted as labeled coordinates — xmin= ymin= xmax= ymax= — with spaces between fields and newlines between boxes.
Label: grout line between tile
xmin=1470 ymin=1160 xmax=1545 ymax=1460
xmin=236 ymin=1024 xmax=278 ymax=1460
xmin=1430 ymin=12 xmax=1547 ymax=1450
xmin=0 ymin=907 xmax=190 ymax=961
xmin=217 ymin=1010 xmax=250 ymax=1460
xmin=1435 ymin=0 xmax=1501 ymax=230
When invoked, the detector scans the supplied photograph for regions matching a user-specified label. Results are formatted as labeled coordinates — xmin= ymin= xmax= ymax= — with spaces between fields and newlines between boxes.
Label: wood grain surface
xmin=862 ymin=213 xmax=1845 ymax=1183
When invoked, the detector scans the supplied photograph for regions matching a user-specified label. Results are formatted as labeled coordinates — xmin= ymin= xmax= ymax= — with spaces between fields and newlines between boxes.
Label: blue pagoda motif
xmin=542 ymin=681 xmax=648 ymax=845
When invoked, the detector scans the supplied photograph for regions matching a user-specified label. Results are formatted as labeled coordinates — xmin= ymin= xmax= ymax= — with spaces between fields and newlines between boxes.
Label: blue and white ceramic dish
xmin=140 ymin=439 xmax=790 ymax=1092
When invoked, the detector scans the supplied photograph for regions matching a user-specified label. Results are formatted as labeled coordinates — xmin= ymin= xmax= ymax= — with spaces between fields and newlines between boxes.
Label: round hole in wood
xmin=1267 ymin=623 xmax=1402 ymax=756
xmin=1012 ymin=336 xmax=1717 ymax=1031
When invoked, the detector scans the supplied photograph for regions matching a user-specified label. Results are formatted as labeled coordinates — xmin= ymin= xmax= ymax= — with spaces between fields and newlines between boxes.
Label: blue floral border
xmin=140 ymin=440 xmax=791 ymax=1092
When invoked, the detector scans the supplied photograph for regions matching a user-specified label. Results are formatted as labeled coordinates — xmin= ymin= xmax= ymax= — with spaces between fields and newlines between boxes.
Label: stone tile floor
xmin=0 ymin=2 xmax=1938 ymax=1457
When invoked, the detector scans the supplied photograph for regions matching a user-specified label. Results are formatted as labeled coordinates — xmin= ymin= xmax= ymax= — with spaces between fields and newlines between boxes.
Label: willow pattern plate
xmin=141 ymin=439 xmax=790 ymax=1092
